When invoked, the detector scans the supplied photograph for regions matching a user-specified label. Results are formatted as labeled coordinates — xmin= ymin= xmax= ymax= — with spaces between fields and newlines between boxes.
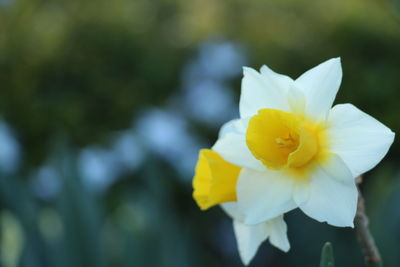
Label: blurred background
xmin=0 ymin=0 xmax=400 ymax=266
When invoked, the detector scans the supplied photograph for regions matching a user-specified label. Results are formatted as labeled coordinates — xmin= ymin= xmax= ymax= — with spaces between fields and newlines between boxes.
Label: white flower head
xmin=212 ymin=58 xmax=395 ymax=227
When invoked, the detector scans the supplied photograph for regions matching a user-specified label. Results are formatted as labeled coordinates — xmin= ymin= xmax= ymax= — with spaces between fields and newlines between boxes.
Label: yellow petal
xmin=192 ymin=149 xmax=241 ymax=210
xmin=246 ymin=108 xmax=321 ymax=172
xmin=287 ymin=124 xmax=318 ymax=168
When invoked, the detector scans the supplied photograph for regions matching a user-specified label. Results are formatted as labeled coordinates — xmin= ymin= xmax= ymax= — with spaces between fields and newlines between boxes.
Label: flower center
xmin=246 ymin=108 xmax=320 ymax=170
xmin=275 ymin=132 xmax=298 ymax=150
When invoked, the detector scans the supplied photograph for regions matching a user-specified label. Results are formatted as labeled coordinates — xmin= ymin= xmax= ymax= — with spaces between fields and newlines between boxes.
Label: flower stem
xmin=355 ymin=176 xmax=382 ymax=267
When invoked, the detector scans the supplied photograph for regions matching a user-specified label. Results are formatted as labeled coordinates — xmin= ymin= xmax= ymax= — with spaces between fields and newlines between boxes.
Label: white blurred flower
xmin=137 ymin=109 xmax=202 ymax=178
xmin=0 ymin=122 xmax=20 ymax=174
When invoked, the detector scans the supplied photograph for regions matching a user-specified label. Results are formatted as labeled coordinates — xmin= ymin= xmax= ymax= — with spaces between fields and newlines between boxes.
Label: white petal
xmin=218 ymin=118 xmax=246 ymax=138
xmin=220 ymin=202 xmax=245 ymax=222
xmin=212 ymin=132 xmax=265 ymax=171
xmin=292 ymin=181 xmax=311 ymax=205
xmin=232 ymin=215 xmax=290 ymax=265
xmin=327 ymin=104 xmax=395 ymax=177
xmin=295 ymin=58 xmax=342 ymax=120
xmin=239 ymin=66 xmax=292 ymax=118
xmin=268 ymin=215 xmax=290 ymax=252
xmin=287 ymin=85 xmax=306 ymax=114
xmin=233 ymin=220 xmax=271 ymax=265
xmin=260 ymin=65 xmax=294 ymax=94
xmin=236 ymin=168 xmax=296 ymax=224
xmin=299 ymin=154 xmax=358 ymax=227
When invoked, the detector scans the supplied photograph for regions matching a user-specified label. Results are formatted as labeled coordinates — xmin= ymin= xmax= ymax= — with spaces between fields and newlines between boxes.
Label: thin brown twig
xmin=354 ymin=176 xmax=382 ymax=267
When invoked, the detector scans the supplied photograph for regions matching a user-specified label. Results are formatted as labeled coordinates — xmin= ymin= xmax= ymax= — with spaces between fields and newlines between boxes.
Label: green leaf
xmin=320 ymin=242 xmax=335 ymax=267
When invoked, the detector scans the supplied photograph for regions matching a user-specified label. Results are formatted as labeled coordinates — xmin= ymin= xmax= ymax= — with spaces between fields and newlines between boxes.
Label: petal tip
xmin=322 ymin=57 xmax=342 ymax=68
xmin=281 ymin=245 xmax=290 ymax=253
xmin=242 ymin=66 xmax=253 ymax=74
xmin=330 ymin=57 xmax=341 ymax=63
xmin=242 ymin=258 xmax=251 ymax=266
xmin=259 ymin=64 xmax=269 ymax=72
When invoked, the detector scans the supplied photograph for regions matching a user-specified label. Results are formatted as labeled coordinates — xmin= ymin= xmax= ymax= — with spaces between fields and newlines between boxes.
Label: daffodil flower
xmin=211 ymin=58 xmax=395 ymax=227
xmin=192 ymin=149 xmax=289 ymax=265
